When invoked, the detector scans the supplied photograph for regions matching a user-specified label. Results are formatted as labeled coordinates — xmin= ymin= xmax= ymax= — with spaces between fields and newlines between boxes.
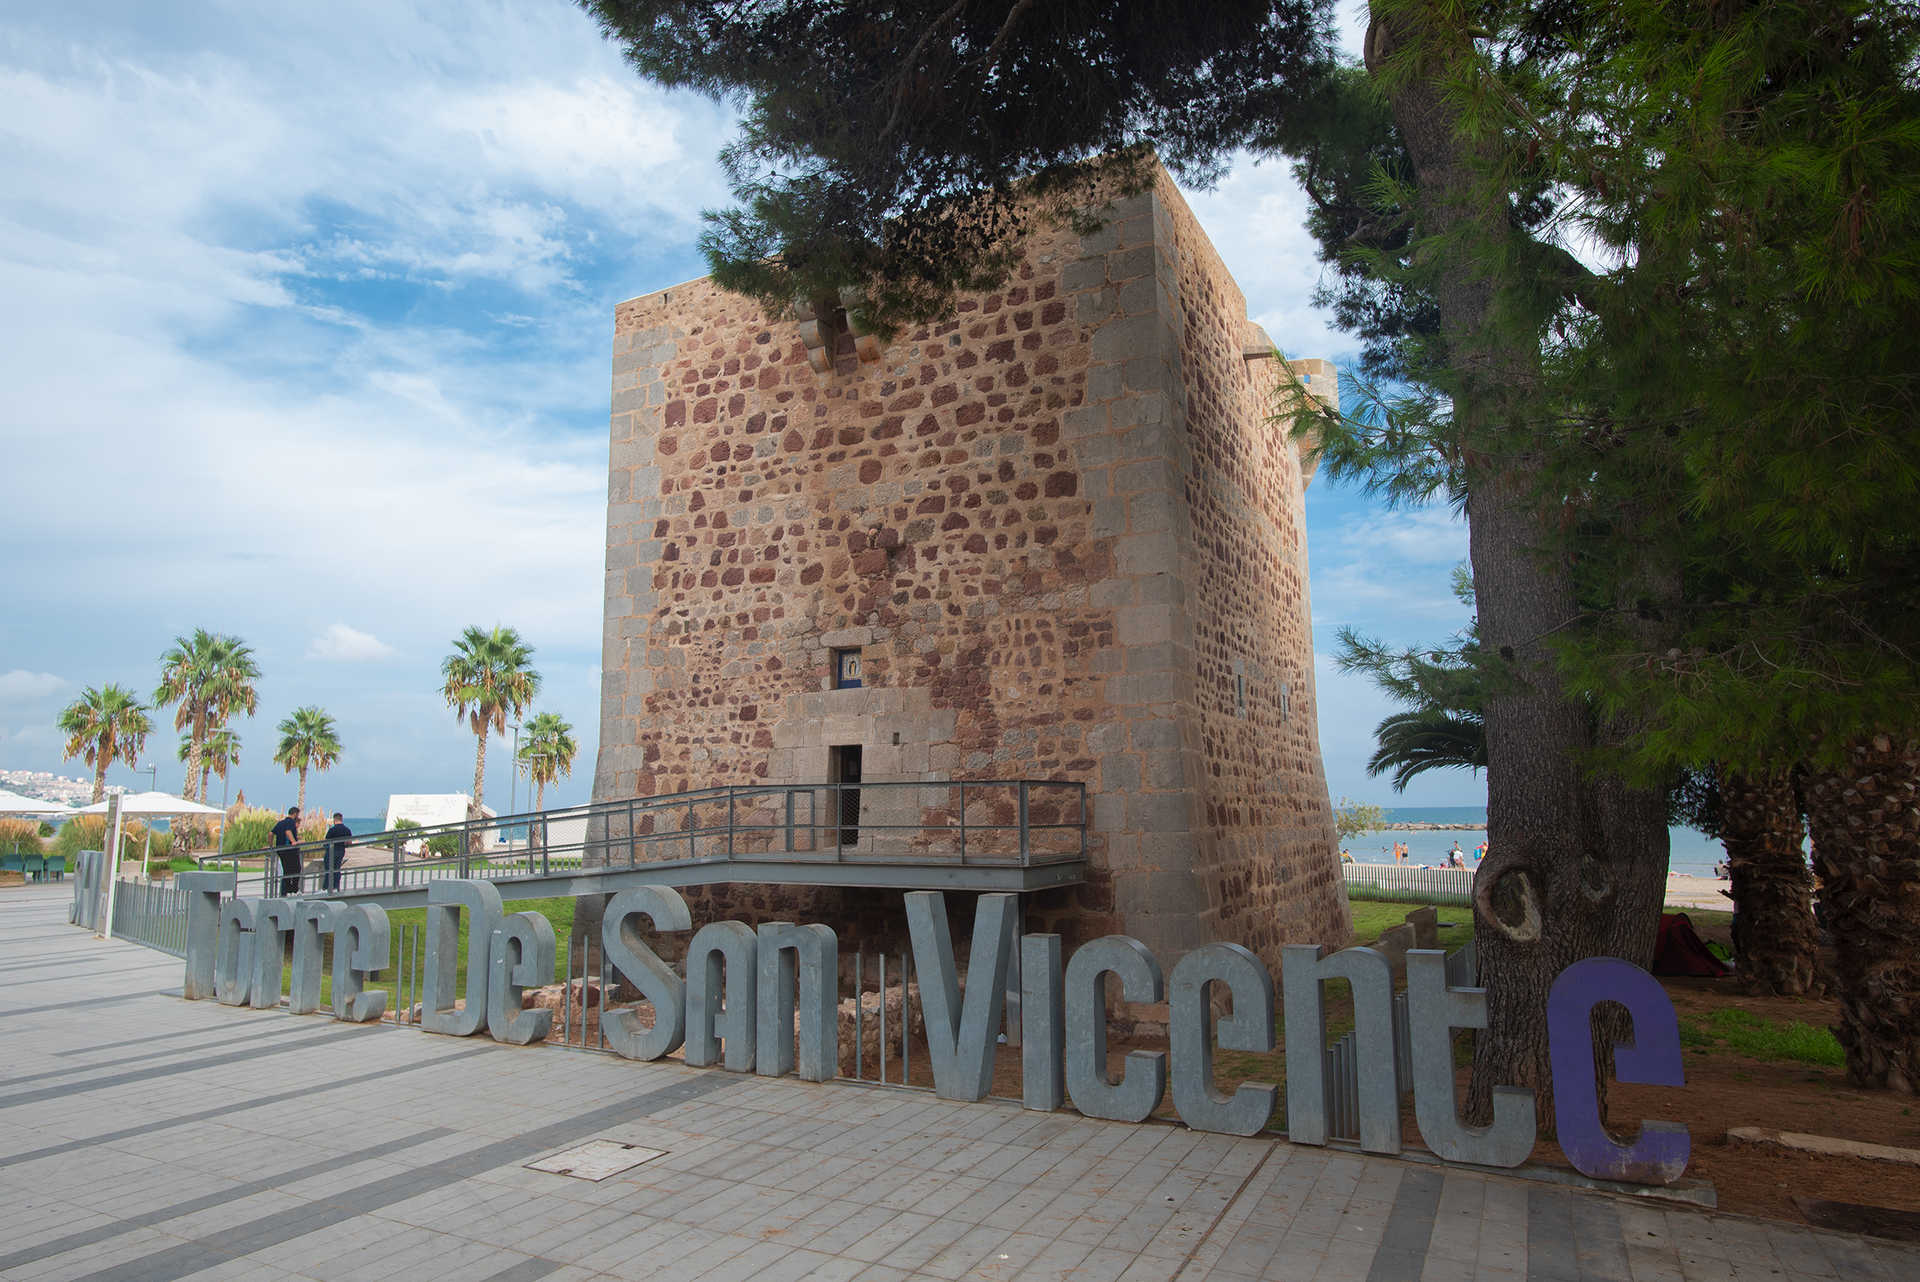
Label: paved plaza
xmin=1 ymin=886 xmax=1913 ymax=1282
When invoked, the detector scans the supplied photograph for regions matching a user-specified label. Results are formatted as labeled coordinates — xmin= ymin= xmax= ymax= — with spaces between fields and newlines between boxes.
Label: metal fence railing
xmin=106 ymin=876 xmax=189 ymax=957
xmin=1321 ymin=938 xmax=1478 ymax=1143
xmin=1342 ymin=863 xmax=1475 ymax=905
xmin=206 ymin=780 xmax=1089 ymax=900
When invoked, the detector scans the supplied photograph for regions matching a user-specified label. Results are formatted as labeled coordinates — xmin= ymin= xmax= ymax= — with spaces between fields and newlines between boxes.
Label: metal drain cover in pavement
xmin=527 ymin=1139 xmax=667 ymax=1181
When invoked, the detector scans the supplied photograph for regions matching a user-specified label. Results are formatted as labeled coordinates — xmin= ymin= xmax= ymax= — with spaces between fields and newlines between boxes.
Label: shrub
xmin=221 ymin=807 xmax=280 ymax=854
xmin=0 ymin=819 xmax=41 ymax=856
xmin=391 ymin=817 xmax=460 ymax=858
xmin=50 ymin=816 xmax=172 ymax=863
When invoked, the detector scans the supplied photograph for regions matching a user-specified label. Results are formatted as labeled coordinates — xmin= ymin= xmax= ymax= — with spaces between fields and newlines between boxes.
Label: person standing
xmin=323 ymin=812 xmax=352 ymax=891
xmin=270 ymin=806 xmax=302 ymax=896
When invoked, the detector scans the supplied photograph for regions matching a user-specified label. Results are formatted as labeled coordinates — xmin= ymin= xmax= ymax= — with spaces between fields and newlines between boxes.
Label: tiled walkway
xmin=1 ymin=886 xmax=1912 ymax=1281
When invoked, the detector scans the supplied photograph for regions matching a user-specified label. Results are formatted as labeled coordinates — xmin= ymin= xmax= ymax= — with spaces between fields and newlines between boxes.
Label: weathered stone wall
xmin=594 ymin=167 xmax=1349 ymax=969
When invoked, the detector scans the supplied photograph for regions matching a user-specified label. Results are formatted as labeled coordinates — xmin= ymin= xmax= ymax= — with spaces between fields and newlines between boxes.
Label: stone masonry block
xmin=1106 ymin=245 xmax=1159 ymax=283
xmin=1062 ymin=258 xmax=1109 ymax=293
xmin=1101 ymin=754 xmax=1141 ymax=794
xmin=1116 ymin=275 xmax=1160 ymax=317
xmin=1127 ymin=490 xmax=1180 ymax=536
xmin=1132 ymin=719 xmax=1180 ymax=751
xmin=1116 ymin=605 xmax=1177 ymax=648
xmin=1128 ymin=791 xmax=1195 ymax=834
xmin=1143 ymin=747 xmax=1186 ymax=791
xmin=1090 ymin=314 xmax=1161 ymax=364
xmin=1115 ymin=459 xmax=1173 ymax=496
xmin=1116 ymin=534 xmax=1180 ymax=578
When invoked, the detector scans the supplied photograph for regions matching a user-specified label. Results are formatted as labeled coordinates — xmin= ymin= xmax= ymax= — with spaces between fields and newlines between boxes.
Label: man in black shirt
xmin=323 ymin=812 xmax=352 ymax=891
xmin=270 ymin=806 xmax=302 ymax=896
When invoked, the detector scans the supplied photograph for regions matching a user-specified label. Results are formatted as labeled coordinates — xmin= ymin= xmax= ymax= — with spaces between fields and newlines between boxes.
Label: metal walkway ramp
xmin=213 ymin=779 xmax=1088 ymax=909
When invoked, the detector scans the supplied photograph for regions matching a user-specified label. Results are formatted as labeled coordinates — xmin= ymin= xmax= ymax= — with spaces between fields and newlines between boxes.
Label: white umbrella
xmin=75 ymin=790 xmax=226 ymax=817
xmin=76 ymin=791 xmax=227 ymax=875
xmin=0 ymin=788 xmax=73 ymax=817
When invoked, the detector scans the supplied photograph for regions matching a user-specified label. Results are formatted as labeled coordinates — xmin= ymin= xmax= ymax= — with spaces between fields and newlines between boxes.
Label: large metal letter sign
xmin=422 ymin=879 xmax=503 ymax=1036
xmin=251 ymin=899 xmax=299 ymax=1009
xmin=1020 ymin=934 xmax=1065 ymax=1112
xmin=1066 ymin=936 xmax=1166 ymax=1122
xmin=487 ymin=912 xmax=556 ymax=1045
xmin=288 ymin=900 xmax=335 ymax=1015
xmin=332 ymin=904 xmax=390 ymax=1023
xmin=1405 ymin=951 xmax=1536 ymax=1167
xmin=1170 ymin=943 xmax=1277 ymax=1136
xmin=177 ymin=871 xmax=233 ymax=1000
xmin=1283 ymin=945 xmax=1399 ymax=1153
xmin=1548 ymin=957 xmax=1690 ymax=1184
xmin=906 ymin=891 xmax=1017 ymax=1101
xmin=602 ymin=887 xmax=691 ymax=1061
xmin=685 ymin=921 xmax=757 ymax=1071
xmin=756 ymin=922 xmax=839 ymax=1081
xmin=215 ymin=898 xmax=255 ymax=1006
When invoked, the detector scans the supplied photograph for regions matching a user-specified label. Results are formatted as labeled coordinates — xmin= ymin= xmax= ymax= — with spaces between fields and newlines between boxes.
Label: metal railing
xmin=1321 ymin=937 xmax=1478 ymax=1143
xmin=106 ymin=875 xmax=189 ymax=957
xmin=208 ymin=780 xmax=1089 ymax=899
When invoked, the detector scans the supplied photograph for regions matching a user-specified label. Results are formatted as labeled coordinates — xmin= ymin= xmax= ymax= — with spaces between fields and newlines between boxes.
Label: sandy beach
xmin=1666 ymin=871 xmax=1733 ymax=912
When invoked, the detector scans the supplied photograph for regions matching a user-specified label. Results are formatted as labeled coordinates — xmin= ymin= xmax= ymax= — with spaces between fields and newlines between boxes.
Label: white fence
xmin=1342 ymin=862 xmax=1475 ymax=904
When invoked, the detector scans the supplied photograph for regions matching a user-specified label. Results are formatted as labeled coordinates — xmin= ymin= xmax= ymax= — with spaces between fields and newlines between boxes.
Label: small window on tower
xmin=1235 ymin=673 xmax=1247 ymax=717
xmin=833 ymin=648 xmax=863 ymax=690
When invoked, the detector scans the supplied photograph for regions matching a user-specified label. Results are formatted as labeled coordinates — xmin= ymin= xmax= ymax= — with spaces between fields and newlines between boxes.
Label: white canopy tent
xmin=0 ymin=788 xmax=73 ymax=817
xmin=77 ymin=790 xmax=227 ymax=875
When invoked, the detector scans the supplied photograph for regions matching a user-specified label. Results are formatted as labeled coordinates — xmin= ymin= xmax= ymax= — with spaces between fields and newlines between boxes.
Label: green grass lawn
xmin=1679 ymin=1007 xmax=1844 ymax=1066
xmin=280 ymin=895 xmax=581 ymax=1010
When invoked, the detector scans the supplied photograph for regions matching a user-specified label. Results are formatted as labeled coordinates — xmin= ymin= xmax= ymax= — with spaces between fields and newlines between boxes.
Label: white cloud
xmin=307 ymin=625 xmax=397 ymax=662
xmin=0 ymin=670 xmax=66 ymax=701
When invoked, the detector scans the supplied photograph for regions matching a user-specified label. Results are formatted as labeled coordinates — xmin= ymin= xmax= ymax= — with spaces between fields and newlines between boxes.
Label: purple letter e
xmin=1547 ymin=957 xmax=1690 ymax=1185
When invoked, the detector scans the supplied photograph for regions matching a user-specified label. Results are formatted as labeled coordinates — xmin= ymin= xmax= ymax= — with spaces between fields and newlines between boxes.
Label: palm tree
xmin=442 ymin=626 xmax=540 ymax=817
xmin=154 ymin=630 xmax=261 ymax=800
xmin=518 ymin=712 xmax=579 ymax=811
xmin=180 ymin=728 xmax=242 ymax=802
xmin=1365 ymin=708 xmax=1489 ymax=793
xmin=273 ymin=706 xmax=341 ymax=814
xmin=58 ymin=685 xmax=153 ymax=804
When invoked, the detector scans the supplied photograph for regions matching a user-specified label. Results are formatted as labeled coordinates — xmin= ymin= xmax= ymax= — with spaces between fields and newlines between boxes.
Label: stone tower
xmin=594 ymin=168 xmax=1351 ymax=969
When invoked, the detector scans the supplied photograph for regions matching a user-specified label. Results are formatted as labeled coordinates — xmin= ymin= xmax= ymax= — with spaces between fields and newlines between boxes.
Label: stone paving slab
xmin=2 ymin=887 xmax=1916 ymax=1281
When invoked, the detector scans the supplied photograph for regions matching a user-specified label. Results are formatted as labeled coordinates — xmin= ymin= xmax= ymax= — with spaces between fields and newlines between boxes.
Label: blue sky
xmin=0 ymin=1 xmax=1482 ymax=816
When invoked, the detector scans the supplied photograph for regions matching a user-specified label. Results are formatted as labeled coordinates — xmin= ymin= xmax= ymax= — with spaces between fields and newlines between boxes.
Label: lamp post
xmin=508 ymin=720 xmax=522 ymax=849
xmin=128 ymin=761 xmax=157 ymax=877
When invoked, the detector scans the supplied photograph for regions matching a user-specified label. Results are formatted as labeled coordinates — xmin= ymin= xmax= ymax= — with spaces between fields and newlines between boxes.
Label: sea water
xmin=1347 ymin=806 xmax=1724 ymax=876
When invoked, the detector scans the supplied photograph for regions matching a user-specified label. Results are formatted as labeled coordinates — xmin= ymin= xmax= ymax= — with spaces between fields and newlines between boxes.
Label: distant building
xmin=384 ymin=794 xmax=497 ymax=834
xmin=591 ymin=167 xmax=1350 ymax=967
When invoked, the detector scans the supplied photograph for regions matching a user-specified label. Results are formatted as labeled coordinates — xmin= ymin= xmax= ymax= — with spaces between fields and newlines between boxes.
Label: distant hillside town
xmin=0 ymin=768 xmax=112 ymax=808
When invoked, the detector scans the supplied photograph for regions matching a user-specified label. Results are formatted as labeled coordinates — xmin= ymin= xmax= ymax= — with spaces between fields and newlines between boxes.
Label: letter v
xmin=905 ymin=891 xmax=1016 ymax=1101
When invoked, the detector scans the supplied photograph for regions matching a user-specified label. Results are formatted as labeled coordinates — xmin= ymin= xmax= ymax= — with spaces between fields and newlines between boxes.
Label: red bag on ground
xmin=1652 ymin=912 xmax=1731 ymax=977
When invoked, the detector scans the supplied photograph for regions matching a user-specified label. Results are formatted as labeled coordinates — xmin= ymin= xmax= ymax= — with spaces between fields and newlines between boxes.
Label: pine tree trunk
xmin=1803 ymin=735 xmax=1920 ymax=1094
xmin=1465 ymin=470 xmax=1670 ymax=1126
xmin=1365 ymin=8 xmax=1672 ymax=1126
xmin=1719 ymin=768 xmax=1816 ymax=995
